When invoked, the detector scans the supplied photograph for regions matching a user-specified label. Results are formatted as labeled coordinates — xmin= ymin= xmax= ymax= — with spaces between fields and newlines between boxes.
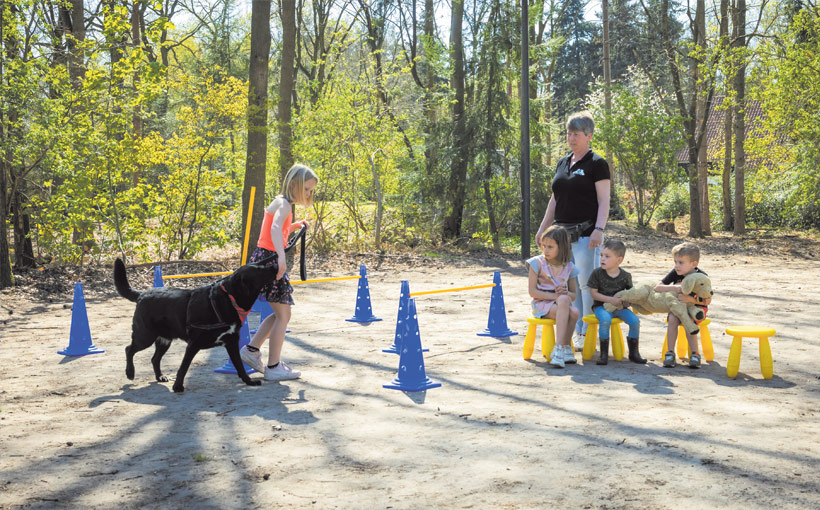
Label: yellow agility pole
xmin=410 ymin=283 xmax=495 ymax=297
xmin=163 ymin=271 xmax=232 ymax=280
xmin=240 ymin=186 xmax=256 ymax=265
xmin=291 ymin=275 xmax=361 ymax=285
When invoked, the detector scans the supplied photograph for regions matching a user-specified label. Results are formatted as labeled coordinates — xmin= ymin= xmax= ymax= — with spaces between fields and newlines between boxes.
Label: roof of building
xmin=675 ymin=96 xmax=789 ymax=168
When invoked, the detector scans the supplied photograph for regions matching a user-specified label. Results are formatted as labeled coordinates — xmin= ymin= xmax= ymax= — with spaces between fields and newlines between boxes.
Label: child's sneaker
xmin=549 ymin=346 xmax=565 ymax=368
xmin=563 ymin=345 xmax=577 ymax=364
xmin=264 ymin=361 xmax=301 ymax=381
xmin=688 ymin=352 xmax=702 ymax=369
xmin=240 ymin=345 xmax=265 ymax=373
xmin=663 ymin=351 xmax=676 ymax=368
xmin=573 ymin=332 xmax=586 ymax=351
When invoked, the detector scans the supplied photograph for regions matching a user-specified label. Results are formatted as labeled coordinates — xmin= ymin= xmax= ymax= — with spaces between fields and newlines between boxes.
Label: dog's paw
xmin=172 ymin=384 xmax=185 ymax=393
xmin=156 ymin=374 xmax=169 ymax=382
xmin=246 ymin=379 xmax=262 ymax=386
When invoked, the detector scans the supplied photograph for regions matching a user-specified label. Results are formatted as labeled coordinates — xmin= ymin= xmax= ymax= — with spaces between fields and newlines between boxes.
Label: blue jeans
xmin=571 ymin=236 xmax=601 ymax=334
xmin=594 ymin=306 xmax=640 ymax=339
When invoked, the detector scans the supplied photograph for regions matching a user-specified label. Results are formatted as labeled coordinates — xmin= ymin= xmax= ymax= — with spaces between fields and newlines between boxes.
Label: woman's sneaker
xmin=663 ymin=351 xmax=676 ymax=368
xmin=264 ymin=361 xmax=301 ymax=381
xmin=563 ymin=345 xmax=577 ymax=364
xmin=573 ymin=332 xmax=586 ymax=351
xmin=688 ymin=353 xmax=702 ymax=369
xmin=549 ymin=346 xmax=565 ymax=368
xmin=240 ymin=345 xmax=265 ymax=373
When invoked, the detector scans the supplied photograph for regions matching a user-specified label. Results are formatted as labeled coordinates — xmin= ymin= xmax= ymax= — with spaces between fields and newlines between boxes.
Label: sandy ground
xmin=2 ymin=230 xmax=820 ymax=509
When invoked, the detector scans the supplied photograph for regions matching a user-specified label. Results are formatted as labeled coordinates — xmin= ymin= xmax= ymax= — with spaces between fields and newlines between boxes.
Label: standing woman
xmin=535 ymin=112 xmax=611 ymax=350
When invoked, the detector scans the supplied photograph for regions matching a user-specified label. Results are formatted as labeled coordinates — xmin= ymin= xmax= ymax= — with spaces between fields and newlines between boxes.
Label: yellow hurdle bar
xmin=410 ymin=283 xmax=495 ymax=297
xmin=164 ymin=272 xmax=361 ymax=282
xmin=163 ymin=271 xmax=232 ymax=280
xmin=240 ymin=186 xmax=256 ymax=266
xmin=291 ymin=275 xmax=361 ymax=285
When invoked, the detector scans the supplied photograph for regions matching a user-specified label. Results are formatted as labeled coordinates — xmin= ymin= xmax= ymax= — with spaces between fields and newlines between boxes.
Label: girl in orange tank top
xmin=240 ymin=164 xmax=319 ymax=382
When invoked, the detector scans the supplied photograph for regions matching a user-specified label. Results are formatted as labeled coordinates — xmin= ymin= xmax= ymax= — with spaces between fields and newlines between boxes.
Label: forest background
xmin=1 ymin=0 xmax=819 ymax=289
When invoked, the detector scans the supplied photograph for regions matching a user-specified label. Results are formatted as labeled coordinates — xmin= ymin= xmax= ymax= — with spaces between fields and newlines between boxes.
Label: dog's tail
xmin=114 ymin=258 xmax=140 ymax=302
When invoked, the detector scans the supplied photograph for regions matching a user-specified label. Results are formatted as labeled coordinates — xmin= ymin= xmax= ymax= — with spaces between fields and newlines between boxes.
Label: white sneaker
xmin=264 ymin=361 xmax=301 ymax=381
xmin=549 ymin=346 xmax=565 ymax=368
xmin=239 ymin=345 xmax=265 ymax=373
xmin=573 ymin=332 xmax=586 ymax=351
xmin=563 ymin=345 xmax=577 ymax=364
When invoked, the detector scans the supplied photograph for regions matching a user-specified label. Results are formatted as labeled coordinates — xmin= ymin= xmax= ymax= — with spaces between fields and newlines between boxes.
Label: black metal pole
xmin=520 ymin=0 xmax=531 ymax=259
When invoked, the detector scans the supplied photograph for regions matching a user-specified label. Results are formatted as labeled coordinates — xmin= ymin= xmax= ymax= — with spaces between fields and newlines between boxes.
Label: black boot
xmin=597 ymin=338 xmax=609 ymax=365
xmin=627 ymin=337 xmax=647 ymax=364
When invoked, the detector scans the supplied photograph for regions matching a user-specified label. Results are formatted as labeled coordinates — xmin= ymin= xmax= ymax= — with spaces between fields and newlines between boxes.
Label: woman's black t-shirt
xmin=551 ymin=150 xmax=610 ymax=236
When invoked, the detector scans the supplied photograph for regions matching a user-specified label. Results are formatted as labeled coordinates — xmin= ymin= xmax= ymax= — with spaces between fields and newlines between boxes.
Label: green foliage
xmin=657 ymin=182 xmax=690 ymax=221
xmin=752 ymin=7 xmax=820 ymax=229
xmin=293 ymin=68 xmax=421 ymax=252
xmin=589 ymin=70 xmax=686 ymax=227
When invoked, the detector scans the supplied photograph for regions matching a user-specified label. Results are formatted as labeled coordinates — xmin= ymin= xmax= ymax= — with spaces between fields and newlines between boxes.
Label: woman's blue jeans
xmin=571 ymin=236 xmax=600 ymax=334
xmin=593 ymin=306 xmax=640 ymax=339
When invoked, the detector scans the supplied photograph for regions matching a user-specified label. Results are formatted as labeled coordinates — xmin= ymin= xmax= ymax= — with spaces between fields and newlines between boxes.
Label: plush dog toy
xmin=603 ymin=272 xmax=713 ymax=335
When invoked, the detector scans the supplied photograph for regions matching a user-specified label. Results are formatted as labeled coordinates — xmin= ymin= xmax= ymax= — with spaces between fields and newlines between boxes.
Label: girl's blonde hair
xmin=542 ymin=225 xmax=572 ymax=265
xmin=282 ymin=164 xmax=319 ymax=206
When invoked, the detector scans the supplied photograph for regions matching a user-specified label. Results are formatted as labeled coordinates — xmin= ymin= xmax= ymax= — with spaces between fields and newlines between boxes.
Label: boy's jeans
xmin=593 ymin=306 xmax=640 ymax=339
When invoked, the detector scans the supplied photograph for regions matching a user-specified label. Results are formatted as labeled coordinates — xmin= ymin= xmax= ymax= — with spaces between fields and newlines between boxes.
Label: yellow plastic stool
xmin=581 ymin=315 xmax=625 ymax=361
xmin=725 ymin=326 xmax=775 ymax=379
xmin=523 ymin=317 xmax=563 ymax=361
xmin=661 ymin=318 xmax=714 ymax=361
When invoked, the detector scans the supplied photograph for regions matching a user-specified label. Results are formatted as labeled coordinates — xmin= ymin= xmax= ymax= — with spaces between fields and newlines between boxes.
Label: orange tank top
xmin=257 ymin=199 xmax=293 ymax=252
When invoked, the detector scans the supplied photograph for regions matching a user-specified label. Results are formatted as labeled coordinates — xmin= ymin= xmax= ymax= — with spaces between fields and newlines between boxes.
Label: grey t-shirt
xmin=587 ymin=267 xmax=633 ymax=309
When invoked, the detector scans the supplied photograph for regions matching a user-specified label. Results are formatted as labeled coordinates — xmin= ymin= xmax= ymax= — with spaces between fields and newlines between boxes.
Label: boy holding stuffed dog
xmin=655 ymin=242 xmax=712 ymax=368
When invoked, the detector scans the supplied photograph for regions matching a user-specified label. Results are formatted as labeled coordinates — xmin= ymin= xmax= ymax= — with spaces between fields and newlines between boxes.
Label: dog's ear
xmin=681 ymin=274 xmax=696 ymax=294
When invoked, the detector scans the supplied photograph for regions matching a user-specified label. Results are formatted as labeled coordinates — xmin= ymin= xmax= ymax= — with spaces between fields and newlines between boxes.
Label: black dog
xmin=114 ymin=256 xmax=278 ymax=392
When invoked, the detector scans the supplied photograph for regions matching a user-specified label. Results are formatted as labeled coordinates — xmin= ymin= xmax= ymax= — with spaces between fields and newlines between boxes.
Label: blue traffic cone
xmin=383 ymin=298 xmax=441 ymax=392
xmin=214 ymin=297 xmax=273 ymax=374
xmin=346 ymin=265 xmax=381 ymax=323
xmin=383 ymin=280 xmax=410 ymax=353
xmin=153 ymin=265 xmax=164 ymax=287
xmin=58 ymin=282 xmax=104 ymax=357
xmin=477 ymin=271 xmax=518 ymax=338
xmin=383 ymin=280 xmax=427 ymax=354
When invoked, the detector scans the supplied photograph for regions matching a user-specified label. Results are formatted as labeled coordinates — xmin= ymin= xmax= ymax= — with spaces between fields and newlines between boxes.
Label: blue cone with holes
xmin=383 ymin=280 xmax=409 ymax=353
xmin=383 ymin=298 xmax=440 ymax=391
xmin=153 ymin=265 xmax=164 ymax=288
xmin=58 ymin=282 xmax=104 ymax=357
xmin=477 ymin=271 xmax=518 ymax=338
xmin=346 ymin=265 xmax=381 ymax=323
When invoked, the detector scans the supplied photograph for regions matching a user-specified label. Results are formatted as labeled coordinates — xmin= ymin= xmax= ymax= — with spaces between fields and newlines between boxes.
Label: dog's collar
xmin=220 ymin=284 xmax=250 ymax=325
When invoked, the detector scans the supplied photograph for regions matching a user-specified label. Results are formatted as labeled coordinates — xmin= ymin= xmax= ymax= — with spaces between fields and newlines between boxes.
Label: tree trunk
xmin=12 ymin=188 xmax=34 ymax=268
xmin=360 ymin=1 xmax=415 ymax=161
xmin=278 ymin=0 xmax=296 ymax=181
xmin=0 ymin=2 xmax=13 ymax=286
xmin=732 ymin=0 xmax=746 ymax=234
xmin=367 ymin=150 xmax=383 ymax=249
xmin=723 ymin=101 xmax=733 ymax=230
xmin=243 ymin=0 xmax=271 ymax=250
xmin=422 ymin=0 xmax=437 ymax=193
xmin=660 ymin=0 xmax=703 ymax=237
xmin=602 ymin=0 xmax=614 ymax=188
xmin=443 ymin=0 xmax=468 ymax=239
xmin=694 ymin=0 xmax=709 ymax=236
xmin=720 ymin=0 xmax=732 ymax=231
xmin=69 ymin=0 xmax=85 ymax=86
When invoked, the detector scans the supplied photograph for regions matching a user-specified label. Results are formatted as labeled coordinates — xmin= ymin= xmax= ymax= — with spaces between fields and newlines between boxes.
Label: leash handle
xmin=285 ymin=224 xmax=308 ymax=281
